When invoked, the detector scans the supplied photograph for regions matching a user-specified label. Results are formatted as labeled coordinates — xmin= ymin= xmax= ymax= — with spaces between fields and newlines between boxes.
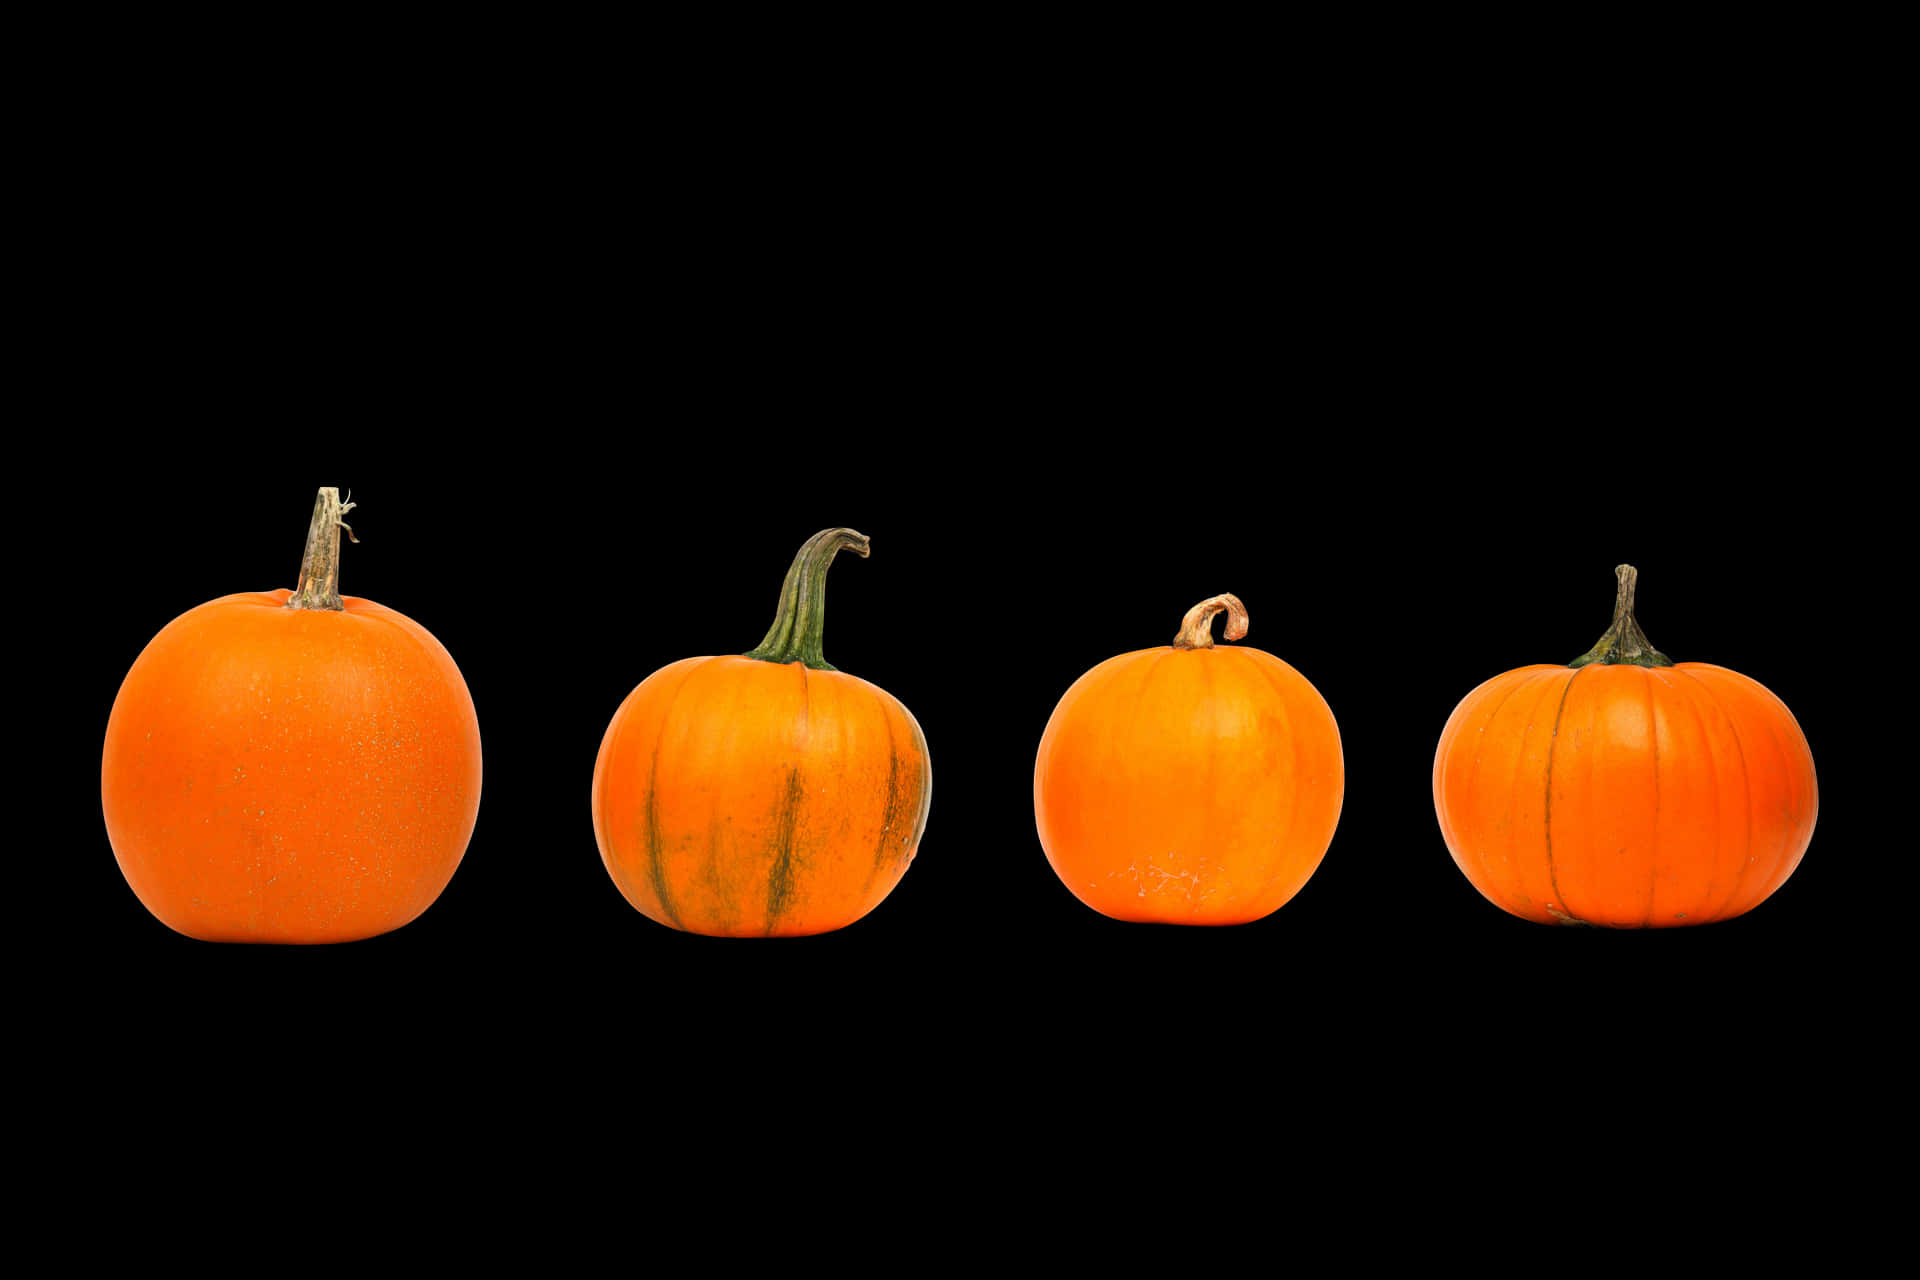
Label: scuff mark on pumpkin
xmin=1108 ymin=857 xmax=1216 ymax=905
xmin=1546 ymin=904 xmax=1597 ymax=927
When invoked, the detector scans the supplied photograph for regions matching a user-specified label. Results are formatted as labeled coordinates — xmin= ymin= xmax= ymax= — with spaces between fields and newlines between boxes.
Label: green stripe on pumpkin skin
xmin=1542 ymin=667 xmax=1586 ymax=927
xmin=644 ymin=777 xmax=683 ymax=930
xmin=702 ymin=796 xmax=738 ymax=935
xmin=641 ymin=669 xmax=701 ymax=931
xmin=764 ymin=769 xmax=804 ymax=934
xmin=863 ymin=714 xmax=905 ymax=896
xmin=693 ymin=670 xmax=752 ymax=936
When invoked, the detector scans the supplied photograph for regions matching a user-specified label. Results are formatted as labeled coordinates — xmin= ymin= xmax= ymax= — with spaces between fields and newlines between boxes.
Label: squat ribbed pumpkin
xmin=1432 ymin=565 xmax=1817 ymax=927
xmin=592 ymin=529 xmax=931 ymax=937
xmin=1034 ymin=594 xmax=1344 ymax=925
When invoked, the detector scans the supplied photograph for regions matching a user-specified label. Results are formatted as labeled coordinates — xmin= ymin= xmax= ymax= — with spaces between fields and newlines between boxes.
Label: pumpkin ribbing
xmin=1433 ymin=565 xmax=1816 ymax=927
xmin=593 ymin=528 xmax=930 ymax=937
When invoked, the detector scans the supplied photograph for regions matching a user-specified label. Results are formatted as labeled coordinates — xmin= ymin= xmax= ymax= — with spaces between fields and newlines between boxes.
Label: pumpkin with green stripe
xmin=1433 ymin=564 xmax=1818 ymax=927
xmin=592 ymin=529 xmax=931 ymax=936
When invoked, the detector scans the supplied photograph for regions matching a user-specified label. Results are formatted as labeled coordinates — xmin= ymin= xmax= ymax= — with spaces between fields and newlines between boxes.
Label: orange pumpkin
xmin=1033 ymin=594 xmax=1344 ymax=925
xmin=1433 ymin=565 xmax=1817 ymax=927
xmin=101 ymin=488 xmax=483 ymax=943
xmin=592 ymin=528 xmax=931 ymax=937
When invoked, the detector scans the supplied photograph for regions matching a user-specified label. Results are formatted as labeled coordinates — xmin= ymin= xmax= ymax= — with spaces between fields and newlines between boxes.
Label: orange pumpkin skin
xmin=1433 ymin=662 xmax=1817 ymax=927
xmin=102 ymin=588 xmax=483 ymax=943
xmin=592 ymin=655 xmax=931 ymax=937
xmin=1034 ymin=621 xmax=1344 ymax=925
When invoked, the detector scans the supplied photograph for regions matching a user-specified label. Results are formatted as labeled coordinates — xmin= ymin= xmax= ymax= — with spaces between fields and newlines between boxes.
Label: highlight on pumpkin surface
xmin=591 ymin=527 xmax=932 ymax=938
xmin=101 ymin=486 xmax=484 ymax=944
xmin=1432 ymin=564 xmax=1817 ymax=928
xmin=1033 ymin=592 xmax=1344 ymax=926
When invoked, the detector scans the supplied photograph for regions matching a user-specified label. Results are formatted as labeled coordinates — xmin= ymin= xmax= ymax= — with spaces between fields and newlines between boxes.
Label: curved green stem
xmin=286 ymin=487 xmax=359 ymax=612
xmin=1569 ymin=564 xmax=1672 ymax=668
xmin=744 ymin=528 xmax=870 ymax=670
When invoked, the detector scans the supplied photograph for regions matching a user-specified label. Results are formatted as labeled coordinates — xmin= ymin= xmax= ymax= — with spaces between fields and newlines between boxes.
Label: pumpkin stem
xmin=1569 ymin=564 xmax=1672 ymax=668
xmin=285 ymin=486 xmax=359 ymax=612
xmin=1172 ymin=594 xmax=1249 ymax=650
xmin=744 ymin=528 xmax=871 ymax=671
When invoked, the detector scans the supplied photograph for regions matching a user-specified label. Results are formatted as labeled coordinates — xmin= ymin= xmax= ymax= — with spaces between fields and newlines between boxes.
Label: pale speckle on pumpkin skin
xmin=1106 ymin=856 xmax=1216 ymax=904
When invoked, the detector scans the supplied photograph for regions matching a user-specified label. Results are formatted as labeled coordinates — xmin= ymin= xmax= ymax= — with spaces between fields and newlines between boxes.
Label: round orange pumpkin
xmin=592 ymin=528 xmax=931 ymax=937
xmin=1433 ymin=565 xmax=1817 ymax=927
xmin=1033 ymin=594 xmax=1344 ymax=925
xmin=101 ymin=488 xmax=483 ymax=943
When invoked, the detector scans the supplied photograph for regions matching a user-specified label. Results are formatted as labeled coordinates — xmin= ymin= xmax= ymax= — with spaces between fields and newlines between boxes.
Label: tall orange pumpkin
xmin=1033 ymin=594 xmax=1344 ymax=925
xmin=592 ymin=528 xmax=931 ymax=937
xmin=101 ymin=488 xmax=483 ymax=943
xmin=1433 ymin=565 xmax=1817 ymax=927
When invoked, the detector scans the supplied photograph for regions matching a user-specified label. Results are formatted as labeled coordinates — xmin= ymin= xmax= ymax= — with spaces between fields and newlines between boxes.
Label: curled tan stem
xmin=1172 ymin=593 xmax=1249 ymax=649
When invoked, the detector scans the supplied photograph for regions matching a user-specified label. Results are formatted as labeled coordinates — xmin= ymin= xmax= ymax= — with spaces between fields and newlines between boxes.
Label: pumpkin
xmin=101 ymin=488 xmax=483 ymax=943
xmin=1433 ymin=565 xmax=1817 ymax=927
xmin=1033 ymin=594 xmax=1344 ymax=925
xmin=591 ymin=528 xmax=931 ymax=937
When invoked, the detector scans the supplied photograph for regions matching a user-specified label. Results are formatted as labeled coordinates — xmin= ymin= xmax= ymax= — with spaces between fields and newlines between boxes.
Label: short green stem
xmin=1569 ymin=564 xmax=1672 ymax=667
xmin=744 ymin=528 xmax=870 ymax=670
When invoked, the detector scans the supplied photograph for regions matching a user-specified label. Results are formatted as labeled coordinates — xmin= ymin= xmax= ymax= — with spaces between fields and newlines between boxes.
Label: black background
xmin=43 ymin=83 xmax=1889 ymax=1186
xmin=76 ymin=362 xmax=1866 ymax=1107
